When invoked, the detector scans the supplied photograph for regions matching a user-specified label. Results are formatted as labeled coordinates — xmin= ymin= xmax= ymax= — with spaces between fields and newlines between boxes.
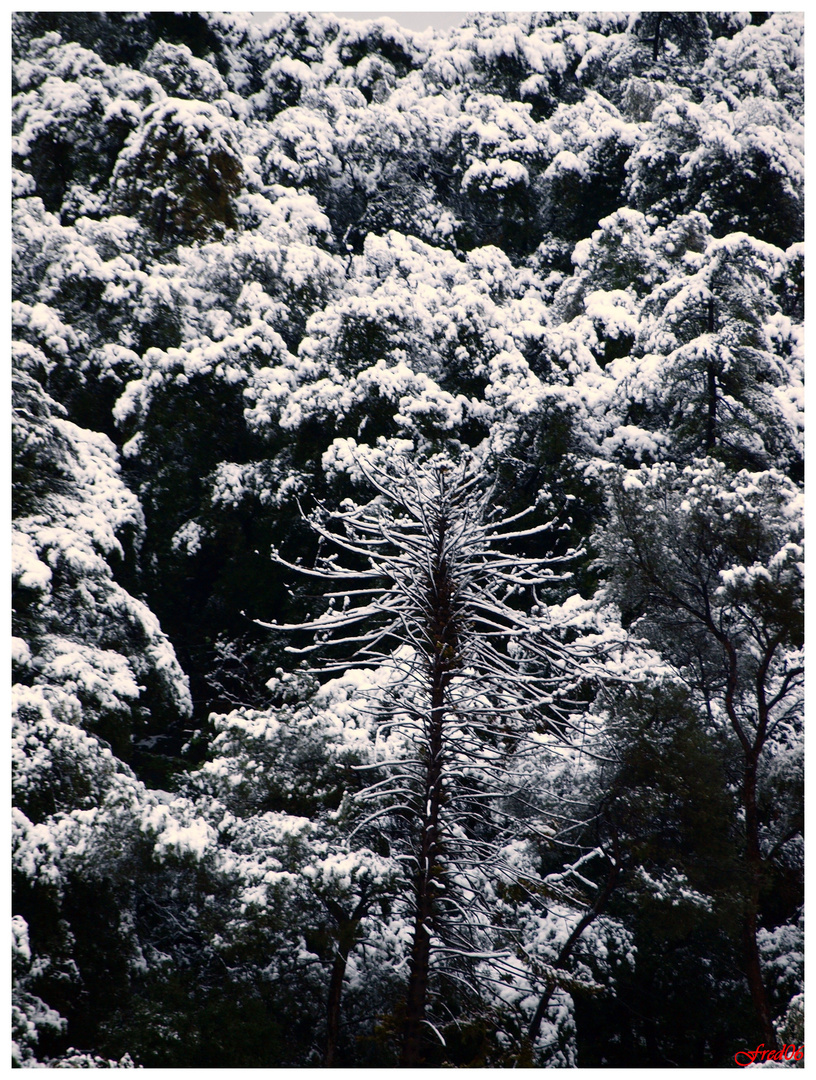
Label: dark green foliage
xmin=706 ymin=12 xmax=752 ymax=38
xmin=117 ymin=373 xmax=301 ymax=720
xmin=536 ymin=131 xmax=631 ymax=245
xmin=13 ymin=11 xmax=225 ymax=70
xmin=626 ymin=93 xmax=803 ymax=251
xmin=111 ymin=100 xmax=244 ymax=247
xmin=633 ymin=12 xmax=713 ymax=63
xmin=336 ymin=20 xmax=418 ymax=80
xmin=684 ymin=137 xmax=803 ymax=252
xmin=576 ymin=685 xmax=751 ymax=1068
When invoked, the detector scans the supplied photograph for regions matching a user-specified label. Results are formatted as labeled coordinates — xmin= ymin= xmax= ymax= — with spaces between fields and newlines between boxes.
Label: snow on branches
xmin=262 ymin=453 xmax=611 ymax=1063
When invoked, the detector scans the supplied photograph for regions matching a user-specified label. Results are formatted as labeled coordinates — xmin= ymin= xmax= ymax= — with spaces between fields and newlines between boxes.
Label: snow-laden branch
xmin=259 ymin=453 xmax=606 ymax=1059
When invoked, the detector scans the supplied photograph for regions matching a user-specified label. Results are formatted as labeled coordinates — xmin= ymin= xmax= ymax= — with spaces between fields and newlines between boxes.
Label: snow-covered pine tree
xmin=594 ymin=458 xmax=804 ymax=1050
xmin=263 ymin=453 xmax=602 ymax=1064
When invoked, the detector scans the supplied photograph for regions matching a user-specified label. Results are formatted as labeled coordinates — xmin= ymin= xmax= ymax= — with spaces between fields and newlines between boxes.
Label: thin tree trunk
xmin=718 ymin=629 xmax=778 ymax=1049
xmin=705 ymin=297 xmax=717 ymax=452
xmin=401 ymin=492 xmax=456 ymax=1067
xmin=742 ymin=756 xmax=779 ymax=1051
xmin=651 ymin=14 xmax=663 ymax=60
xmin=401 ymin=656 xmax=446 ymax=1067
xmin=527 ymin=850 xmax=620 ymax=1047
xmin=325 ymin=949 xmax=347 ymax=1067
xmin=718 ymin=633 xmax=778 ymax=1047
xmin=324 ymin=895 xmax=369 ymax=1067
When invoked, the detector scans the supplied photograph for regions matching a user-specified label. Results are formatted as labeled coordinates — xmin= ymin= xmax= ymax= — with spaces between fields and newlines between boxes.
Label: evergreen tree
xmin=595 ymin=459 xmax=803 ymax=1050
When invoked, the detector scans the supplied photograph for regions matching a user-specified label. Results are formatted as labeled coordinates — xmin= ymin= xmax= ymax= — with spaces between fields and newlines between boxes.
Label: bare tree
xmin=264 ymin=453 xmax=603 ymax=1065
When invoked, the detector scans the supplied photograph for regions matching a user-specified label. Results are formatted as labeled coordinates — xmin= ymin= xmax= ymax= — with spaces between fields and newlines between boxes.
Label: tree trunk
xmin=400 ymin=658 xmax=446 ymax=1067
xmin=401 ymin=492 xmax=456 ymax=1067
xmin=742 ymin=756 xmax=779 ymax=1051
xmin=705 ymin=297 xmax=717 ymax=452
xmin=527 ymin=850 xmax=620 ymax=1047
xmin=324 ymin=895 xmax=370 ymax=1067
xmin=715 ymin=625 xmax=779 ymax=1049
xmin=325 ymin=949 xmax=347 ymax=1067
xmin=651 ymin=14 xmax=663 ymax=60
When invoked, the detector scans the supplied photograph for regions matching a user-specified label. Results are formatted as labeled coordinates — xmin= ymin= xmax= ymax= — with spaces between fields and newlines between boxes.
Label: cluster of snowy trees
xmin=12 ymin=11 xmax=803 ymax=1068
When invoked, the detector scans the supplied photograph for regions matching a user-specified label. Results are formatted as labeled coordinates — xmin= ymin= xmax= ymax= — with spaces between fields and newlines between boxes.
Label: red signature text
xmin=735 ymin=1043 xmax=804 ymax=1066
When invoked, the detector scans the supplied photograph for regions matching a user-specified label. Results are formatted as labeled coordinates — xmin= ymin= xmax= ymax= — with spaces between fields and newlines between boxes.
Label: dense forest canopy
xmin=12 ymin=10 xmax=803 ymax=1069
